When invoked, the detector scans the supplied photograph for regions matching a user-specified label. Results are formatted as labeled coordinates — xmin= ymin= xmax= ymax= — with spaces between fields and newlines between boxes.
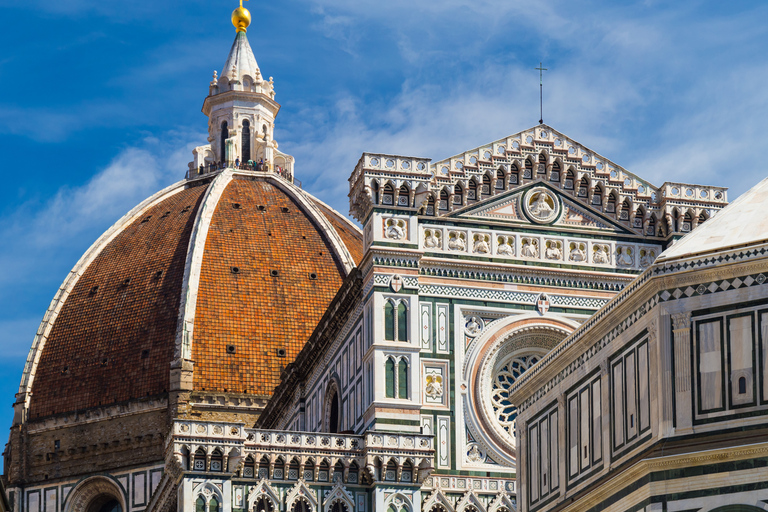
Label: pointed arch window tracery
xmin=385 ymin=355 xmax=409 ymax=399
xmin=241 ymin=119 xmax=251 ymax=162
xmin=384 ymin=299 xmax=409 ymax=342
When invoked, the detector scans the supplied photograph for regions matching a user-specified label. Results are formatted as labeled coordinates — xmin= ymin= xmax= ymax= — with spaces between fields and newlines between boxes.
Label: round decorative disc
xmin=523 ymin=187 xmax=561 ymax=224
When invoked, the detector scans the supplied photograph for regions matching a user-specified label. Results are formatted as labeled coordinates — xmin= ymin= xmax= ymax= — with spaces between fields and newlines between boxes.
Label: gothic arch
xmin=385 ymin=493 xmax=414 ymax=512
xmin=422 ymin=490 xmax=454 ymax=512
xmin=65 ymin=476 xmax=126 ymax=512
xmin=246 ymin=480 xmax=280 ymax=512
xmin=456 ymin=492 xmax=486 ymax=512
xmin=286 ymin=480 xmax=317 ymax=512
xmin=323 ymin=377 xmax=342 ymax=433
xmin=322 ymin=482 xmax=354 ymax=512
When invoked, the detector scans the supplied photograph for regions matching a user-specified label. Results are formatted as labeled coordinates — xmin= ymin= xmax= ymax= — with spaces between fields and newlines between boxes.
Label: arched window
xmin=319 ymin=459 xmax=331 ymax=482
xmin=333 ymin=461 xmax=345 ymax=483
xmin=550 ymin=160 xmax=561 ymax=182
xmin=382 ymin=184 xmax=395 ymax=205
xmin=273 ymin=457 xmax=285 ymax=480
xmin=648 ymin=215 xmax=657 ymax=236
xmin=620 ymin=199 xmax=631 ymax=220
xmin=385 ymin=459 xmax=398 ymax=481
xmin=384 ymin=301 xmax=395 ymax=341
xmin=241 ymin=120 xmax=251 ymax=163
xmin=482 ymin=174 xmax=491 ymax=196
xmin=592 ymin=184 xmax=604 ymax=208
xmin=289 ymin=457 xmax=301 ymax=480
xmin=496 ymin=168 xmax=506 ymax=190
xmin=577 ymin=177 xmax=589 ymax=197
xmin=291 ymin=500 xmax=311 ymax=512
xmin=196 ymin=497 xmax=206 ymax=512
xmin=401 ymin=460 xmax=414 ymax=482
xmin=254 ymin=497 xmax=273 ymax=512
xmin=210 ymin=449 xmax=223 ymax=472
xmin=220 ymin=121 xmax=229 ymax=163
xmin=258 ymin=456 xmax=270 ymax=479
xmin=468 ymin=179 xmax=478 ymax=200
xmin=304 ymin=459 xmax=315 ymax=482
xmin=525 ymin=157 xmax=534 ymax=178
xmin=439 ymin=189 xmax=449 ymax=212
xmin=453 ymin=184 xmax=464 ymax=205
xmin=209 ymin=497 xmax=219 ymax=512
xmin=509 ymin=163 xmax=519 ymax=185
xmin=564 ymin=169 xmax=575 ymax=190
xmin=538 ymin=153 xmax=547 ymax=174
xmin=683 ymin=211 xmax=693 ymax=231
xmin=398 ymin=358 xmax=408 ymax=399
xmin=606 ymin=192 xmax=617 ymax=213
xmin=243 ymin=456 xmax=255 ymax=478
xmin=348 ymin=461 xmax=359 ymax=484
xmin=193 ymin=448 xmax=206 ymax=471
xmin=329 ymin=502 xmax=348 ymax=512
xmin=397 ymin=302 xmax=408 ymax=342
xmin=427 ymin=195 xmax=436 ymax=215
xmin=699 ymin=211 xmax=708 ymax=224
xmin=385 ymin=358 xmax=396 ymax=398
xmin=634 ymin=208 xmax=644 ymax=229
xmin=739 ymin=376 xmax=747 ymax=395
xmin=328 ymin=389 xmax=340 ymax=434
xmin=371 ymin=182 xmax=380 ymax=204
xmin=398 ymin=184 xmax=410 ymax=207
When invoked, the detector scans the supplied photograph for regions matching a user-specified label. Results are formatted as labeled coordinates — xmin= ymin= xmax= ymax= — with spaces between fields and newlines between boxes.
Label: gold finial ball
xmin=232 ymin=6 xmax=251 ymax=32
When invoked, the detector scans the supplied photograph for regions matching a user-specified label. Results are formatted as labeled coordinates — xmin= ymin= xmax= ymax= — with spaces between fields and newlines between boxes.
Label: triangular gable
xmin=423 ymin=490 xmax=455 ymax=512
xmin=450 ymin=182 xmax=636 ymax=235
xmin=456 ymin=491 xmax=486 ymax=512
xmin=323 ymin=481 xmax=354 ymax=512
xmin=430 ymin=123 xmax=654 ymax=198
xmin=247 ymin=480 xmax=280 ymax=511
xmin=488 ymin=492 xmax=516 ymax=512
xmin=286 ymin=480 xmax=318 ymax=512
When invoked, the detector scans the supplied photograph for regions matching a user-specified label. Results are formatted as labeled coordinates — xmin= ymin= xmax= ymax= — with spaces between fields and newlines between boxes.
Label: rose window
xmin=491 ymin=355 xmax=540 ymax=437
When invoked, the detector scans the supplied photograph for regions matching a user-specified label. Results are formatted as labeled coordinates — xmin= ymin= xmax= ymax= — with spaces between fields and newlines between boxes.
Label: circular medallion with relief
xmin=523 ymin=187 xmax=560 ymax=224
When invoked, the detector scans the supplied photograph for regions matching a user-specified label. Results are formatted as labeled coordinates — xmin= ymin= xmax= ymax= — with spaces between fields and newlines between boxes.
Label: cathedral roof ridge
xmin=429 ymin=123 xmax=658 ymax=193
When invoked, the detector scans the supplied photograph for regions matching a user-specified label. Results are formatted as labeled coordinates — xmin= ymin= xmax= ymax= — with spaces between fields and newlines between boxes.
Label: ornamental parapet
xmin=168 ymin=420 xmax=435 ymax=484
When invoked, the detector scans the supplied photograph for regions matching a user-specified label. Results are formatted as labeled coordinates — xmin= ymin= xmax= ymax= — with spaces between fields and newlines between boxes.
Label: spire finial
xmin=232 ymin=0 xmax=251 ymax=33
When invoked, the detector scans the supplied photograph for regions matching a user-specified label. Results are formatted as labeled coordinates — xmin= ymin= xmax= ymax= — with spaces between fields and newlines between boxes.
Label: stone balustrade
xmin=168 ymin=421 xmax=435 ymax=484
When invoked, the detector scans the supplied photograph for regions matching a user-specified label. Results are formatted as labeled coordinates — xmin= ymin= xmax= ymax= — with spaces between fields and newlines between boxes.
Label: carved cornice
xmin=27 ymin=396 xmax=167 ymax=434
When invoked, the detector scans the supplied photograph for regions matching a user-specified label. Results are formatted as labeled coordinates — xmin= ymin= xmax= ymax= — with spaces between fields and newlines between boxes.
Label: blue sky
xmin=1 ymin=0 xmax=767 ymax=438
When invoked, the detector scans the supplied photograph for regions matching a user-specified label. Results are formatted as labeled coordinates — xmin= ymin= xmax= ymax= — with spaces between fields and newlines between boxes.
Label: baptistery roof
xmin=19 ymin=170 xmax=362 ymax=420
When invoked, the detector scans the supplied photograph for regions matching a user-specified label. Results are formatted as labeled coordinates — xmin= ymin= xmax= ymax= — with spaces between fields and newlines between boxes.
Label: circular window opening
xmin=491 ymin=355 xmax=540 ymax=438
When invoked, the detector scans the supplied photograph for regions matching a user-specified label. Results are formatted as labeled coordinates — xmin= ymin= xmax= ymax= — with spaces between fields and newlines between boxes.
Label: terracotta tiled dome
xmin=20 ymin=172 xmax=362 ymax=420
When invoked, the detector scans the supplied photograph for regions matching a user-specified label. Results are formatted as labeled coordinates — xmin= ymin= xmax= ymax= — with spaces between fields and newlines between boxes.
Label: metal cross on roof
xmin=536 ymin=62 xmax=548 ymax=125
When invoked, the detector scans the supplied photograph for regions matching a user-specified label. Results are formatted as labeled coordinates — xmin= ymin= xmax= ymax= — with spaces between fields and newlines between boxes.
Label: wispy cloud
xmin=0 ymin=130 xmax=201 ymax=287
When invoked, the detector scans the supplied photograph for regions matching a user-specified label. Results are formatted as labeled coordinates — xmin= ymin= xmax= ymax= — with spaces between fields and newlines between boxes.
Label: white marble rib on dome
xmin=221 ymin=31 xmax=260 ymax=81
xmin=657 ymin=176 xmax=768 ymax=262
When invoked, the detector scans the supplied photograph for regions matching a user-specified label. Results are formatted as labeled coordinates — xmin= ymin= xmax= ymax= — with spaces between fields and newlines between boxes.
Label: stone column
xmin=672 ymin=312 xmax=692 ymax=430
xmin=518 ymin=419 xmax=528 ymax=512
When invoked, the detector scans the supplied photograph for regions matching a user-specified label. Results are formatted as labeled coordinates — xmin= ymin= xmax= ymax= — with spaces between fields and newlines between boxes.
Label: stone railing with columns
xmin=167 ymin=420 xmax=435 ymax=486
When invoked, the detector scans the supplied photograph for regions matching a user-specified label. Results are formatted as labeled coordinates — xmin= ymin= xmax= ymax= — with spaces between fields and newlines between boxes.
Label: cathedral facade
xmin=6 ymin=4 xmax=759 ymax=512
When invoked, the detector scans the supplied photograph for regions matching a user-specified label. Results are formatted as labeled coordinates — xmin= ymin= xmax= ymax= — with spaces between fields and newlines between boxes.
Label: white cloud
xmin=0 ymin=130 xmax=203 ymax=285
